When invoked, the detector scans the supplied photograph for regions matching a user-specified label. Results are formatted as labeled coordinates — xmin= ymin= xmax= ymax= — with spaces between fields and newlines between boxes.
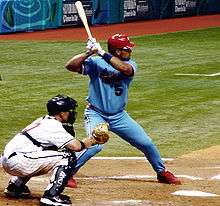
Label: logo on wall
xmin=1 ymin=0 xmax=58 ymax=32
xmin=62 ymin=0 xmax=93 ymax=26
xmin=175 ymin=0 xmax=197 ymax=14
xmin=124 ymin=0 xmax=149 ymax=20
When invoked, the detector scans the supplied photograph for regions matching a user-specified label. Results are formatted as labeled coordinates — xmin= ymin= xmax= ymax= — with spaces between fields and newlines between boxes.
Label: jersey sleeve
xmin=126 ymin=59 xmax=137 ymax=74
xmin=51 ymin=131 xmax=73 ymax=149
xmin=81 ymin=57 xmax=96 ymax=75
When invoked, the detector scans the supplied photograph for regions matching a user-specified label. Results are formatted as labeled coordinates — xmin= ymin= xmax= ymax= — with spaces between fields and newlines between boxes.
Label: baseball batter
xmin=2 ymin=95 xmax=109 ymax=206
xmin=65 ymin=34 xmax=181 ymax=185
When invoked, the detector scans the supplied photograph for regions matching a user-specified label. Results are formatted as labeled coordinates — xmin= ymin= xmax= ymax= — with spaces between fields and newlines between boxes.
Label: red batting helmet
xmin=108 ymin=34 xmax=135 ymax=51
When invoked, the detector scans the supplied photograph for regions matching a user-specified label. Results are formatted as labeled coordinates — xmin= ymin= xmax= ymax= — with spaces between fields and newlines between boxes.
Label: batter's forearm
xmin=109 ymin=56 xmax=134 ymax=76
xmin=101 ymin=52 xmax=133 ymax=76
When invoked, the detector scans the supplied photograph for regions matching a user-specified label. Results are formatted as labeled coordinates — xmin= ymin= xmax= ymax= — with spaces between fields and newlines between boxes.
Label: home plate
xmin=172 ymin=190 xmax=219 ymax=197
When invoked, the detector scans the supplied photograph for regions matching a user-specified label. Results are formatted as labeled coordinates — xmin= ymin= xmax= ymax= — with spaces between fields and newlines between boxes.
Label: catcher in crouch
xmin=2 ymin=94 xmax=109 ymax=206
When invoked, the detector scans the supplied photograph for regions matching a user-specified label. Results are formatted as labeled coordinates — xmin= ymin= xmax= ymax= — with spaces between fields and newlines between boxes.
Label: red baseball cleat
xmin=66 ymin=177 xmax=77 ymax=188
xmin=157 ymin=170 xmax=181 ymax=185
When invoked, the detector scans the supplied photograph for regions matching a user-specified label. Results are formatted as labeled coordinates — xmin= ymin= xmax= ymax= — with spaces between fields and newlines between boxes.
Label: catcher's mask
xmin=108 ymin=34 xmax=135 ymax=55
xmin=47 ymin=94 xmax=78 ymax=124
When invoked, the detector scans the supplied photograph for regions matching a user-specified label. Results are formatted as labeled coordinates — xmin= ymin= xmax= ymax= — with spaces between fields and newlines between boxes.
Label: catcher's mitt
xmin=92 ymin=123 xmax=110 ymax=144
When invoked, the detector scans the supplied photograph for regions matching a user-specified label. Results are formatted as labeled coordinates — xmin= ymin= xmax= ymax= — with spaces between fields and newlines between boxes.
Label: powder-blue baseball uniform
xmin=74 ymin=55 xmax=165 ymax=174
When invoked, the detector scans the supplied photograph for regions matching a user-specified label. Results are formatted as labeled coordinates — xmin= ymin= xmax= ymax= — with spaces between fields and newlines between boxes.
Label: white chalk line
xmin=111 ymin=200 xmax=143 ymax=205
xmin=211 ymin=174 xmax=220 ymax=180
xmin=78 ymin=175 xmax=155 ymax=180
xmin=202 ymin=166 xmax=220 ymax=169
xmin=100 ymin=199 xmax=164 ymax=205
xmin=91 ymin=157 xmax=174 ymax=161
xmin=172 ymin=190 xmax=219 ymax=197
xmin=176 ymin=175 xmax=204 ymax=180
xmin=76 ymin=174 xmax=205 ymax=181
xmin=175 ymin=72 xmax=220 ymax=77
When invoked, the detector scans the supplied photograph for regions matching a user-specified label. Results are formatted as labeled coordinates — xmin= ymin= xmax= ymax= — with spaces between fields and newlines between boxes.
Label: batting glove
xmin=88 ymin=37 xmax=96 ymax=44
xmin=86 ymin=38 xmax=96 ymax=51
xmin=93 ymin=42 xmax=105 ymax=56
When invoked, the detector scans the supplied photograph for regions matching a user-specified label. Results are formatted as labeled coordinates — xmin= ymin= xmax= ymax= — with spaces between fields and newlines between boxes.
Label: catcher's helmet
xmin=108 ymin=34 xmax=135 ymax=53
xmin=47 ymin=94 xmax=77 ymax=116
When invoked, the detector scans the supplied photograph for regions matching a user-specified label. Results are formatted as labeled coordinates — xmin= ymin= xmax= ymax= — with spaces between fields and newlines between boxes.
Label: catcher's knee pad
xmin=59 ymin=149 xmax=77 ymax=170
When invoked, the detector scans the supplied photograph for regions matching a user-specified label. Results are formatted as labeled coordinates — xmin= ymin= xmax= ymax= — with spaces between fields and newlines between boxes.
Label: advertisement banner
xmin=62 ymin=0 xmax=93 ymax=26
xmin=174 ymin=0 xmax=197 ymax=16
xmin=124 ymin=0 xmax=160 ymax=21
xmin=137 ymin=0 xmax=150 ymax=18
xmin=124 ymin=0 xmax=138 ymax=20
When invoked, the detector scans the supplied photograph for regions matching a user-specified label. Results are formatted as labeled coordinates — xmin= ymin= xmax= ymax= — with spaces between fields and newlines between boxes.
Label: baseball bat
xmin=75 ymin=1 xmax=93 ymax=39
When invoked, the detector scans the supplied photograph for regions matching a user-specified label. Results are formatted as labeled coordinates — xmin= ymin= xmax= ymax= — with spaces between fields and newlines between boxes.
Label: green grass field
xmin=0 ymin=27 xmax=219 ymax=157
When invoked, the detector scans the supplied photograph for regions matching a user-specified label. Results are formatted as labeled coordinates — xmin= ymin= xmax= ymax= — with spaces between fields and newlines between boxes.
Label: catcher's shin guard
xmin=44 ymin=152 xmax=76 ymax=197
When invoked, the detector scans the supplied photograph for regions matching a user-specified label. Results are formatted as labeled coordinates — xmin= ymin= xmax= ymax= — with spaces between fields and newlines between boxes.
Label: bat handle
xmin=87 ymin=30 xmax=93 ymax=39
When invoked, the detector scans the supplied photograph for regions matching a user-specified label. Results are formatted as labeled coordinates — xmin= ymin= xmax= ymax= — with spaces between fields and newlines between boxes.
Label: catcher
xmin=2 ymin=94 xmax=109 ymax=206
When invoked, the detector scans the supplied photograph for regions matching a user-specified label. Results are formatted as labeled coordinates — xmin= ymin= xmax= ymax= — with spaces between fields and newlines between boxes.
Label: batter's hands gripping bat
xmin=75 ymin=1 xmax=93 ymax=39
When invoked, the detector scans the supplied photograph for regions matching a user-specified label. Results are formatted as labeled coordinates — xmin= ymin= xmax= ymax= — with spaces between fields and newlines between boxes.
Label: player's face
xmin=116 ymin=48 xmax=132 ymax=60
xmin=59 ymin=111 xmax=69 ymax=123
xmin=68 ymin=109 xmax=77 ymax=124
xmin=59 ymin=110 xmax=77 ymax=124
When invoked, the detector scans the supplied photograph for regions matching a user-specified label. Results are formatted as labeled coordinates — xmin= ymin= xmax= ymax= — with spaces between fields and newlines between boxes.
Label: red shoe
xmin=157 ymin=170 xmax=181 ymax=185
xmin=66 ymin=177 xmax=77 ymax=188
